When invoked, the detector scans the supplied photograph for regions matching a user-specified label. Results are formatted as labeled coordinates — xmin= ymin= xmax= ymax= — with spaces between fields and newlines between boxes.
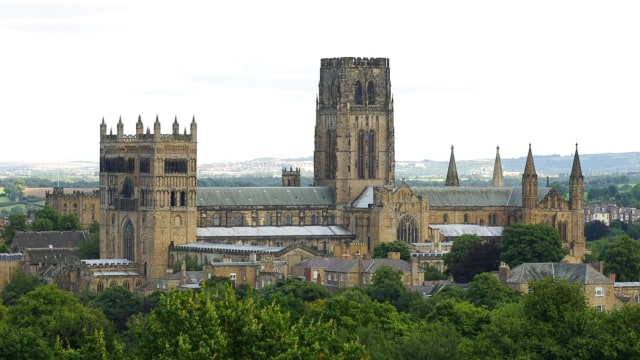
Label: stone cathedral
xmin=52 ymin=57 xmax=586 ymax=291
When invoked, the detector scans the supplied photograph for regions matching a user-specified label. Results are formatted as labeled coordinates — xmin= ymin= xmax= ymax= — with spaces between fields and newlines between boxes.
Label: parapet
xmin=321 ymin=57 xmax=389 ymax=68
xmin=100 ymin=116 xmax=197 ymax=143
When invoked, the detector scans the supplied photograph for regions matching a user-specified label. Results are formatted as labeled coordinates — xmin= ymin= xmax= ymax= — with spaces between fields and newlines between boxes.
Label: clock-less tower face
xmin=314 ymin=57 xmax=395 ymax=204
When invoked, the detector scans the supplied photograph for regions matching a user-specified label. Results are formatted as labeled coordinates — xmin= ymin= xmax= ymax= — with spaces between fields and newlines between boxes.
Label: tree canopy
xmin=498 ymin=223 xmax=565 ymax=267
xmin=373 ymin=240 xmax=412 ymax=261
xmin=600 ymin=235 xmax=640 ymax=281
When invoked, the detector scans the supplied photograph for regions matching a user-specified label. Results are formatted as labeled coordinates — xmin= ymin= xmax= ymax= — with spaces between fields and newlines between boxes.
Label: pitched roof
xmin=197 ymin=225 xmax=353 ymax=238
xmin=13 ymin=231 xmax=87 ymax=250
xmin=293 ymin=257 xmax=344 ymax=269
xmin=429 ymin=224 xmax=503 ymax=237
xmin=411 ymin=186 xmax=553 ymax=207
xmin=197 ymin=187 xmax=335 ymax=207
xmin=507 ymin=263 xmax=612 ymax=285
xmin=326 ymin=258 xmax=412 ymax=273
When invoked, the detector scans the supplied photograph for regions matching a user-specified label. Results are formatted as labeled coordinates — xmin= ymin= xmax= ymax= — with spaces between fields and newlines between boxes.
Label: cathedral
xmin=51 ymin=57 xmax=586 ymax=291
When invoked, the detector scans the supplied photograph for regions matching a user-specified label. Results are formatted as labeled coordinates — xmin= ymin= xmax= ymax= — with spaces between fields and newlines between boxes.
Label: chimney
xmin=609 ymin=273 xmax=616 ymax=282
xmin=498 ymin=262 xmax=511 ymax=284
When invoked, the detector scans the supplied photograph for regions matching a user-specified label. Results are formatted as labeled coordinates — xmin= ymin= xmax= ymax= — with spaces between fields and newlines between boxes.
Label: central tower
xmin=313 ymin=57 xmax=395 ymax=204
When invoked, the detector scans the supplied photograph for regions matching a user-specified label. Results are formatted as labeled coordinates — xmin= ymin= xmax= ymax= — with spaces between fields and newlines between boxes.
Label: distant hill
xmin=3 ymin=152 xmax=640 ymax=181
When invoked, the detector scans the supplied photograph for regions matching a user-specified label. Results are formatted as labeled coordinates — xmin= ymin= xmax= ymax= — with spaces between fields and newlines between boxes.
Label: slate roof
xmin=197 ymin=187 xmax=335 ymax=207
xmin=429 ymin=224 xmax=503 ymax=237
xmin=410 ymin=186 xmax=553 ymax=207
xmin=12 ymin=231 xmax=87 ymax=250
xmin=174 ymin=242 xmax=284 ymax=253
xmin=25 ymin=248 xmax=78 ymax=264
xmin=326 ymin=258 xmax=412 ymax=274
xmin=507 ymin=263 xmax=612 ymax=285
xmin=197 ymin=225 xmax=353 ymax=238
xmin=293 ymin=257 xmax=344 ymax=269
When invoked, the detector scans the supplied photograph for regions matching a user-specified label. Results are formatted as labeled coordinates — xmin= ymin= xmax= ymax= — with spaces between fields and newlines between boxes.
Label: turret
xmin=117 ymin=116 xmax=124 ymax=140
xmin=154 ymin=115 xmax=161 ymax=140
xmin=100 ymin=117 xmax=107 ymax=138
xmin=173 ymin=116 xmax=179 ymax=135
xmin=492 ymin=146 xmax=505 ymax=187
xmin=136 ymin=115 xmax=143 ymax=136
xmin=190 ymin=116 xmax=197 ymax=142
xmin=445 ymin=145 xmax=460 ymax=187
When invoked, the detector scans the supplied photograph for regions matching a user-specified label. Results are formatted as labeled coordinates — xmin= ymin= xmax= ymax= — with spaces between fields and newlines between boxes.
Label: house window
xmin=596 ymin=305 xmax=605 ymax=312
xmin=313 ymin=271 xmax=318 ymax=280
xmin=340 ymin=275 xmax=344 ymax=282
xmin=595 ymin=286 xmax=605 ymax=296
xmin=230 ymin=273 xmax=237 ymax=286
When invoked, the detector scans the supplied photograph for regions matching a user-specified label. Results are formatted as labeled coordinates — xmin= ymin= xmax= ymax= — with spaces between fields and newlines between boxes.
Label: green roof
xmin=411 ymin=186 xmax=552 ymax=207
xmin=197 ymin=187 xmax=335 ymax=207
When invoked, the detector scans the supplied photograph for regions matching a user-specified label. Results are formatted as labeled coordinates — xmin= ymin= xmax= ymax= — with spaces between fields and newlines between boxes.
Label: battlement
xmin=46 ymin=187 xmax=99 ymax=199
xmin=321 ymin=57 xmax=389 ymax=69
xmin=100 ymin=116 xmax=197 ymax=143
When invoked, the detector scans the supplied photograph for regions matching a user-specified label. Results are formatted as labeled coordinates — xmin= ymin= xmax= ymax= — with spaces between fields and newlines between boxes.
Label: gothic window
xmin=559 ymin=222 xmax=568 ymax=241
xmin=464 ymin=214 xmax=469 ymax=223
xmin=311 ymin=214 xmax=318 ymax=225
xmin=367 ymin=81 xmax=376 ymax=105
xmin=235 ymin=215 xmax=244 ymax=226
xmin=122 ymin=177 xmax=134 ymax=198
xmin=443 ymin=214 xmax=449 ymax=224
xmin=285 ymin=214 xmax=292 ymax=225
xmin=355 ymin=81 xmax=363 ymax=105
xmin=480 ymin=219 xmax=485 ymax=226
xmin=97 ymin=281 xmax=104 ymax=292
xmin=180 ymin=191 xmax=186 ymax=207
xmin=325 ymin=130 xmax=336 ymax=179
xmin=123 ymin=281 xmax=130 ymax=290
xmin=358 ymin=130 xmax=365 ymax=179
xmin=170 ymin=191 xmax=177 ymax=207
xmin=397 ymin=215 xmax=419 ymax=243
xmin=213 ymin=214 xmax=221 ymax=226
xmin=123 ymin=218 xmax=134 ymax=261
xmin=368 ymin=130 xmax=376 ymax=178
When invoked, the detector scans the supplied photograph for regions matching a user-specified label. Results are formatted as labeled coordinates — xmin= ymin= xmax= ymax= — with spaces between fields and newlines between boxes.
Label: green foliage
xmin=2 ymin=213 xmax=27 ymax=242
xmin=0 ymin=244 xmax=9 ymax=254
xmin=2 ymin=179 xmax=25 ymax=201
xmin=421 ymin=264 xmax=448 ymax=280
xmin=584 ymin=220 xmax=611 ymax=241
xmin=372 ymin=240 xmax=412 ymax=261
xmin=366 ymin=265 xmax=407 ymax=308
xmin=465 ymin=272 xmax=520 ymax=310
xmin=444 ymin=235 xmax=500 ymax=282
xmin=600 ymin=235 xmax=640 ymax=281
xmin=88 ymin=286 xmax=143 ymax=332
xmin=79 ymin=232 xmax=100 ymax=259
xmin=524 ymin=277 xmax=587 ymax=324
xmin=171 ymin=254 xmax=203 ymax=273
xmin=498 ymin=223 xmax=565 ymax=267
xmin=1 ymin=270 xmax=46 ymax=306
xmin=7 ymin=284 xmax=112 ymax=350
xmin=262 ymin=277 xmax=330 ymax=303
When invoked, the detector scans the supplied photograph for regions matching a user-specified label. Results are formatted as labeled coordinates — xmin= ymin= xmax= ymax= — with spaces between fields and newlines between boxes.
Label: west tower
xmin=99 ymin=116 xmax=198 ymax=280
xmin=314 ymin=57 xmax=395 ymax=204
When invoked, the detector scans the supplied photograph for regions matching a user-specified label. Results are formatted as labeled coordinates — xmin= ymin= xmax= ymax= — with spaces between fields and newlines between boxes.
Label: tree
xmin=626 ymin=220 xmax=640 ymax=240
xmin=600 ymin=235 xmax=640 ymax=281
xmin=79 ymin=232 xmax=100 ymax=259
xmin=1 ymin=269 xmax=46 ymax=306
xmin=88 ymin=285 xmax=143 ymax=332
xmin=2 ymin=178 xmax=25 ymax=201
xmin=465 ymin=272 xmax=520 ymax=310
xmin=373 ymin=240 xmax=411 ymax=261
xmin=498 ymin=223 xmax=565 ymax=267
xmin=584 ymin=220 xmax=610 ymax=241
xmin=444 ymin=235 xmax=500 ymax=283
xmin=171 ymin=254 xmax=203 ymax=273
xmin=421 ymin=264 xmax=448 ymax=280
xmin=366 ymin=265 xmax=407 ymax=308
xmin=2 ymin=213 xmax=26 ymax=243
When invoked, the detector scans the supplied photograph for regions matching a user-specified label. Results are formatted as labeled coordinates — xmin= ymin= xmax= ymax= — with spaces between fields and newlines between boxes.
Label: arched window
xmin=325 ymin=129 xmax=336 ymax=179
xmin=368 ymin=130 xmax=376 ymax=179
xmin=235 ymin=215 xmax=244 ymax=226
xmin=311 ymin=214 xmax=318 ymax=225
xmin=265 ymin=214 xmax=271 ymax=226
xmin=123 ymin=219 xmax=134 ymax=261
xmin=397 ymin=215 xmax=419 ymax=243
xmin=97 ymin=281 xmax=104 ymax=292
xmin=213 ymin=214 xmax=221 ymax=226
xmin=464 ymin=214 xmax=469 ymax=223
xmin=559 ymin=222 xmax=568 ymax=241
xmin=285 ymin=214 xmax=292 ymax=225
xmin=367 ymin=81 xmax=376 ymax=105
xmin=122 ymin=177 xmax=134 ymax=198
xmin=123 ymin=281 xmax=130 ymax=290
xmin=443 ymin=214 xmax=449 ymax=224
xmin=180 ymin=191 xmax=187 ymax=207
xmin=355 ymin=81 xmax=363 ymax=104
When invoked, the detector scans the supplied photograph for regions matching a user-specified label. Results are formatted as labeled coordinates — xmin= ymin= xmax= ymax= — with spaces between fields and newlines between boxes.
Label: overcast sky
xmin=1 ymin=0 xmax=639 ymax=165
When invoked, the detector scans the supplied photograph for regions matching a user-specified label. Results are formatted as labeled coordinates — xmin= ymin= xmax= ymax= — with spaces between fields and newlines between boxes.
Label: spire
xmin=173 ymin=115 xmax=179 ymax=135
xmin=570 ymin=143 xmax=584 ymax=211
xmin=445 ymin=145 xmax=460 ymax=187
xmin=492 ymin=146 xmax=505 ymax=187
xmin=522 ymin=144 xmax=538 ymax=211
